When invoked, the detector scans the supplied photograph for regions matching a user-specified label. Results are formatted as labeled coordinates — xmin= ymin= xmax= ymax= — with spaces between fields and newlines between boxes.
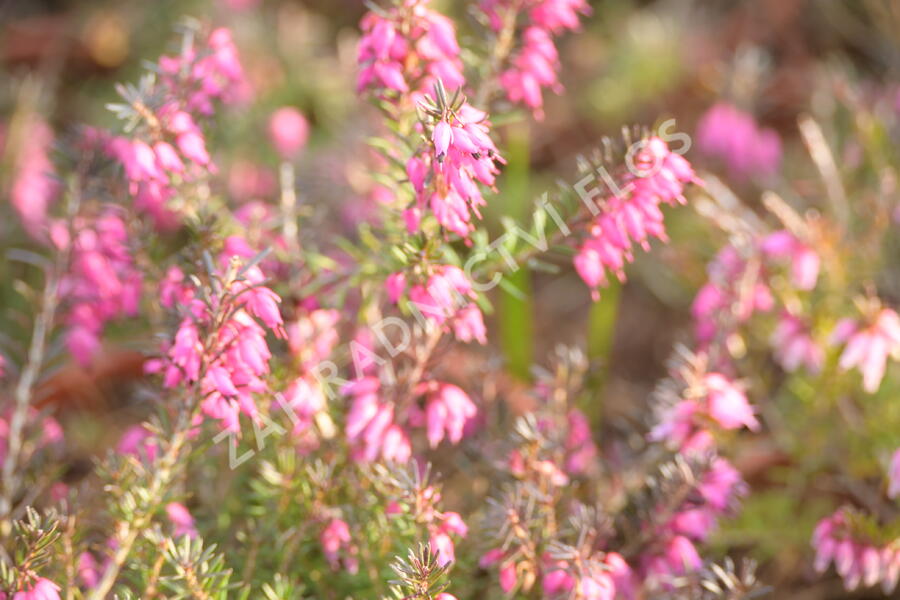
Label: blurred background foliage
xmin=3 ymin=0 xmax=900 ymax=597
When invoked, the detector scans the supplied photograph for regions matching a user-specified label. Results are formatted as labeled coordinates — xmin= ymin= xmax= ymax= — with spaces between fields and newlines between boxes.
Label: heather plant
xmin=1 ymin=1 xmax=899 ymax=599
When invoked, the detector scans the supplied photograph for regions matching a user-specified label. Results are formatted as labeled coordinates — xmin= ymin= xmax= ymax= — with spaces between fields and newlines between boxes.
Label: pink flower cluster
xmin=770 ymin=311 xmax=823 ymax=374
xmin=506 ymin=408 xmax=598 ymax=484
xmin=157 ymin=28 xmax=250 ymax=115
xmin=759 ymin=230 xmax=820 ymax=291
xmin=481 ymin=547 xmax=632 ymax=599
xmin=645 ymin=353 xmax=749 ymax=586
xmin=320 ymin=518 xmax=359 ymax=573
xmin=56 ymin=209 xmax=142 ymax=366
xmin=831 ymin=307 xmax=900 ymax=393
xmin=692 ymin=245 xmax=775 ymax=352
xmin=388 ymin=479 xmax=468 ymax=566
xmin=165 ymin=502 xmax=198 ymax=538
xmin=564 ymin=408 xmax=598 ymax=475
xmin=574 ymin=137 xmax=700 ymax=301
xmin=357 ymin=0 xmax=464 ymax=98
xmin=0 ymin=408 xmax=63 ymax=466
xmin=108 ymin=28 xmax=247 ymax=228
xmin=696 ymin=102 xmax=782 ymax=180
xmin=344 ymin=377 xmax=413 ymax=463
xmin=542 ymin=552 xmax=632 ymax=600
xmin=651 ymin=371 xmax=759 ymax=453
xmin=812 ymin=508 xmax=900 ymax=593
xmin=278 ymin=307 xmax=341 ymax=451
xmin=640 ymin=458 xmax=746 ymax=587
xmin=481 ymin=0 xmax=591 ymax=119
xmin=268 ymin=106 xmax=309 ymax=160
xmin=2 ymin=577 xmax=61 ymax=600
xmin=387 ymin=265 xmax=487 ymax=345
xmin=344 ymin=373 xmax=479 ymax=463
xmin=146 ymin=244 xmax=285 ymax=433
xmin=482 ymin=406 xmax=612 ymax=595
xmin=117 ymin=424 xmax=159 ymax=462
xmin=693 ymin=230 xmax=822 ymax=365
xmin=406 ymin=102 xmax=502 ymax=240
xmin=413 ymin=381 xmax=478 ymax=448
xmin=7 ymin=117 xmax=59 ymax=240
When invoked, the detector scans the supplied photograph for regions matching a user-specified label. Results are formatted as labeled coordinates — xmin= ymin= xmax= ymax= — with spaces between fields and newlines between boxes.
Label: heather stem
xmin=279 ymin=161 xmax=300 ymax=255
xmin=86 ymin=406 xmax=195 ymax=600
xmin=475 ymin=2 xmax=521 ymax=109
xmin=0 ymin=257 xmax=62 ymax=524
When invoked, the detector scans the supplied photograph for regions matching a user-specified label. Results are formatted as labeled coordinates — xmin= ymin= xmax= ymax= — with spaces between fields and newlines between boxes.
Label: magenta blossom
xmin=812 ymin=508 xmax=900 ymax=593
xmin=165 ymin=502 xmax=198 ymax=538
xmin=344 ymin=377 xmax=412 ymax=463
xmin=8 ymin=117 xmax=59 ymax=240
xmin=146 ymin=247 xmax=284 ymax=433
xmin=416 ymin=381 xmax=478 ymax=448
xmin=704 ymin=373 xmax=760 ymax=432
xmin=831 ymin=307 xmax=900 ymax=393
xmin=575 ymin=137 xmax=700 ymax=300
xmin=117 ymin=425 xmax=159 ymax=462
xmin=759 ymin=230 xmax=820 ymax=291
xmin=11 ymin=578 xmax=61 ymax=600
xmin=481 ymin=0 xmax=591 ymax=119
xmin=58 ymin=208 xmax=142 ymax=366
xmin=770 ymin=312 xmax=823 ymax=373
xmin=696 ymin=102 xmax=782 ymax=180
xmin=268 ymin=107 xmax=309 ymax=160
xmin=320 ymin=518 xmax=359 ymax=573
xmin=407 ymin=101 xmax=503 ymax=241
xmin=395 ymin=265 xmax=488 ymax=345
xmin=357 ymin=0 xmax=464 ymax=98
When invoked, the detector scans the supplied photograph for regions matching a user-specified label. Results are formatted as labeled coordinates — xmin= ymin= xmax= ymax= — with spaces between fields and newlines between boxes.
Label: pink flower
xmin=483 ymin=0 xmax=590 ymax=119
xmin=579 ymin=570 xmax=615 ymax=600
xmin=771 ymin=312 xmax=823 ymax=373
xmin=696 ymin=102 xmax=782 ymax=180
xmin=564 ymin=408 xmax=597 ymax=474
xmin=433 ymin=121 xmax=452 ymax=160
xmin=664 ymin=535 xmax=702 ymax=573
xmin=692 ymin=244 xmax=773 ymax=347
xmin=407 ymin=103 xmax=502 ymax=241
xmin=320 ymin=518 xmax=359 ymax=573
xmin=420 ymin=382 xmax=478 ymax=448
xmin=152 ymin=248 xmax=283 ymax=433
xmin=343 ymin=377 xmax=413 ymax=463
xmin=451 ymin=303 xmax=487 ymax=344
xmin=60 ymin=209 xmax=142 ymax=365
xmin=268 ymin=107 xmax=309 ymax=160
xmin=385 ymin=272 xmax=407 ymax=304
xmin=12 ymin=578 xmax=61 ymax=600
xmin=833 ymin=308 xmax=900 ymax=393
xmin=78 ymin=552 xmax=101 ymax=588
xmin=703 ymin=373 xmax=759 ymax=431
xmin=651 ymin=371 xmax=758 ymax=453
xmin=286 ymin=308 xmax=340 ymax=368
xmin=759 ymin=230 xmax=819 ymax=291
xmin=499 ymin=561 xmax=517 ymax=593
xmin=357 ymin=0 xmax=465 ymax=98
xmin=9 ymin=117 xmax=59 ymax=239
xmin=812 ymin=508 xmax=899 ymax=593
xmin=165 ymin=502 xmax=198 ymax=538
xmin=406 ymin=266 xmax=487 ymax=344
xmin=575 ymin=137 xmax=700 ymax=300
xmin=542 ymin=558 xmax=575 ymax=595
xmin=117 ymin=425 xmax=159 ymax=462
xmin=697 ymin=458 xmax=746 ymax=512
